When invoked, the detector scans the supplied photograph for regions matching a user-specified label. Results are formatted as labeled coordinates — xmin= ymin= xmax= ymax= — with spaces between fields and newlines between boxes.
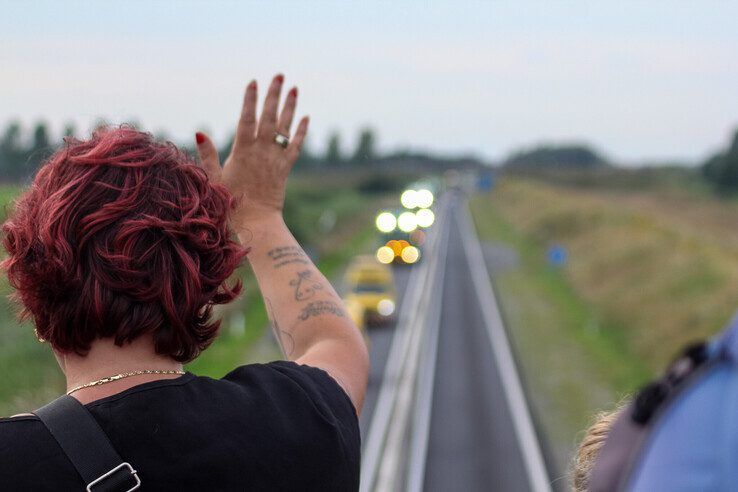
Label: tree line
xmin=702 ymin=129 xmax=738 ymax=193
xmin=0 ymin=121 xmax=76 ymax=182
xmin=0 ymin=121 xmax=382 ymax=183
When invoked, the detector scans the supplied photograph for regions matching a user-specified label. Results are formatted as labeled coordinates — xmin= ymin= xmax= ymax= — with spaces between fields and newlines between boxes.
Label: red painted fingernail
xmin=195 ymin=132 xmax=205 ymax=144
xmin=275 ymin=74 xmax=284 ymax=84
xmin=289 ymin=87 xmax=298 ymax=98
xmin=248 ymin=80 xmax=256 ymax=89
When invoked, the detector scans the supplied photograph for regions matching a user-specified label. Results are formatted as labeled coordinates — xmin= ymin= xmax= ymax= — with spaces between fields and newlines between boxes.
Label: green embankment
xmin=0 ymin=181 xmax=387 ymax=416
xmin=469 ymin=176 xmax=738 ymax=475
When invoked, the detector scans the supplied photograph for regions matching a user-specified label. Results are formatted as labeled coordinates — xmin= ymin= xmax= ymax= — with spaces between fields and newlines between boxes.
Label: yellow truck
xmin=342 ymin=256 xmax=397 ymax=328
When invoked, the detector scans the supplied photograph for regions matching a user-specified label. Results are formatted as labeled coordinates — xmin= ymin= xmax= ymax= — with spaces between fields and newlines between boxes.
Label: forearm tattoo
xmin=298 ymin=300 xmax=347 ymax=321
xmin=290 ymin=270 xmax=324 ymax=301
xmin=266 ymin=298 xmax=295 ymax=356
xmin=267 ymin=245 xmax=309 ymax=268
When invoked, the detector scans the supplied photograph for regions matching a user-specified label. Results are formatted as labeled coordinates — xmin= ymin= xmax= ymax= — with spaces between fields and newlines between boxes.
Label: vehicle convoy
xmin=342 ymin=256 xmax=397 ymax=327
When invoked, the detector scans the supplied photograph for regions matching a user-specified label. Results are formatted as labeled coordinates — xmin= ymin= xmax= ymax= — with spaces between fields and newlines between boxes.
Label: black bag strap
xmin=34 ymin=395 xmax=141 ymax=492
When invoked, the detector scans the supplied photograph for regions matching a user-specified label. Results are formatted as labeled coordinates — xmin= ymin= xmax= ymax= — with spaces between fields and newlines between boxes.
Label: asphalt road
xmin=360 ymin=196 xmax=545 ymax=492
xmin=422 ymin=202 xmax=532 ymax=492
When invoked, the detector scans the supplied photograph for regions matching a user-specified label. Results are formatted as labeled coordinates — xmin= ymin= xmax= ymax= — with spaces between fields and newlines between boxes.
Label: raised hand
xmin=195 ymin=74 xmax=309 ymax=230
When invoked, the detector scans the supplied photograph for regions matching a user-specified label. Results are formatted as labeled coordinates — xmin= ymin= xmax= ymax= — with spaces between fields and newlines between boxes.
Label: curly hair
xmin=571 ymin=400 xmax=629 ymax=492
xmin=1 ymin=127 xmax=247 ymax=362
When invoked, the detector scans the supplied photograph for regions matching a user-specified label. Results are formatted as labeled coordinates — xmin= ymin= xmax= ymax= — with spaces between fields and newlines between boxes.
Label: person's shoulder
xmin=0 ymin=415 xmax=82 ymax=489
xmin=630 ymin=359 xmax=738 ymax=489
xmin=0 ymin=414 xmax=49 ymax=450
xmin=223 ymin=361 xmax=358 ymax=429
xmin=0 ymin=414 xmax=42 ymax=433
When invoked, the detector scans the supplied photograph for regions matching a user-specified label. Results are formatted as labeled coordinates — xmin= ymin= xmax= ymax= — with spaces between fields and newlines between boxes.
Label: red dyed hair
xmin=2 ymin=127 xmax=247 ymax=362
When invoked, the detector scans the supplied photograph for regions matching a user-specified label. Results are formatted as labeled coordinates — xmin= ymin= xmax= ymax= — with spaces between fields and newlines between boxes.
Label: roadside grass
xmin=0 ymin=185 xmax=21 ymax=222
xmin=470 ymin=195 xmax=650 ymax=474
xmin=480 ymin=178 xmax=738 ymax=373
xmin=471 ymin=176 xmax=738 ymax=475
xmin=0 ymin=180 xmax=391 ymax=416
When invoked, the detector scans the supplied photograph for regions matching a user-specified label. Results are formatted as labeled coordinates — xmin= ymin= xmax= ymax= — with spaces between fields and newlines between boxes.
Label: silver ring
xmin=273 ymin=132 xmax=289 ymax=149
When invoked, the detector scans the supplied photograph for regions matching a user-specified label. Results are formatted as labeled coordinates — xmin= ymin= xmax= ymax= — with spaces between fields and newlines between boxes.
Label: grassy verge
xmin=470 ymin=194 xmax=650 ymax=473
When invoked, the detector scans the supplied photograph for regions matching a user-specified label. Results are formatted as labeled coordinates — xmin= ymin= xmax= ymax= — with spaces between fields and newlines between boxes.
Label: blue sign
xmin=478 ymin=171 xmax=495 ymax=192
xmin=547 ymin=244 xmax=568 ymax=267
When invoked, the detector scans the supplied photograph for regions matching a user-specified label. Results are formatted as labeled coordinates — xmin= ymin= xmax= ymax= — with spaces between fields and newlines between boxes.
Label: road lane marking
xmin=458 ymin=200 xmax=552 ymax=492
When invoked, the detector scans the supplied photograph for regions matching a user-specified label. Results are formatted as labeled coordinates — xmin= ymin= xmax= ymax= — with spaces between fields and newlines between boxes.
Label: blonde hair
xmin=571 ymin=400 xmax=629 ymax=492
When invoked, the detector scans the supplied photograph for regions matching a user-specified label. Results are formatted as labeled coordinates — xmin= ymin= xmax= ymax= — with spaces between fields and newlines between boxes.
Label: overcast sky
xmin=2 ymin=1 xmax=737 ymax=164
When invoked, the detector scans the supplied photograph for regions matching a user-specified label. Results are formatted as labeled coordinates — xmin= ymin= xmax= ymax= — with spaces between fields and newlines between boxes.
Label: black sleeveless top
xmin=0 ymin=361 xmax=360 ymax=491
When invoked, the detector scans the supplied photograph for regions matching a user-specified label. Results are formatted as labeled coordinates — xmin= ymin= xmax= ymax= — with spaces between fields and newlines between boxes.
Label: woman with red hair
xmin=0 ymin=74 xmax=368 ymax=491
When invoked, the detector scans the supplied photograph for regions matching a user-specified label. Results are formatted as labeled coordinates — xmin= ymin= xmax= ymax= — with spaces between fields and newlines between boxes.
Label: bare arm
xmin=195 ymin=75 xmax=369 ymax=413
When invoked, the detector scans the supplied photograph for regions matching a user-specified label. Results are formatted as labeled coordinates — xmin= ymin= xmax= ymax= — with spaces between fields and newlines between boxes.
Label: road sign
xmin=547 ymin=244 xmax=568 ymax=267
xmin=478 ymin=171 xmax=495 ymax=192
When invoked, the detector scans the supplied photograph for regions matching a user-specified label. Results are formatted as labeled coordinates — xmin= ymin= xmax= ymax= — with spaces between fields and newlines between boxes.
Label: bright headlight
xmin=401 ymin=245 xmax=420 ymax=264
xmin=415 ymin=189 xmax=434 ymax=208
xmin=415 ymin=208 xmax=435 ymax=228
xmin=400 ymin=189 xmax=418 ymax=209
xmin=397 ymin=211 xmax=418 ymax=232
xmin=377 ymin=298 xmax=395 ymax=316
xmin=375 ymin=212 xmax=397 ymax=233
xmin=376 ymin=246 xmax=395 ymax=264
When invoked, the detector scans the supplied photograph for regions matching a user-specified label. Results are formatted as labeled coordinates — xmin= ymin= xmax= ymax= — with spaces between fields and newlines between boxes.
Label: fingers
xmin=277 ymin=87 xmax=298 ymax=136
xmin=194 ymin=132 xmax=222 ymax=182
xmin=257 ymin=74 xmax=284 ymax=139
xmin=234 ymin=80 xmax=258 ymax=147
xmin=286 ymin=116 xmax=309 ymax=165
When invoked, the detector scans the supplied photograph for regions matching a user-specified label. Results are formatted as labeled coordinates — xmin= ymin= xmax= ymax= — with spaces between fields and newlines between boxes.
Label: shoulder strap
xmin=34 ymin=395 xmax=141 ymax=492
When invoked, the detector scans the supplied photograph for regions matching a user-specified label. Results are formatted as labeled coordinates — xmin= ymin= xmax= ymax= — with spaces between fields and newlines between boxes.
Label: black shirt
xmin=0 ymin=361 xmax=360 ymax=491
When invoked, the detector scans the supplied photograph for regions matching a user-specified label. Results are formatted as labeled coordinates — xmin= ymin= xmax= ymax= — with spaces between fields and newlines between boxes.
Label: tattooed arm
xmin=242 ymin=215 xmax=369 ymax=413
xmin=195 ymin=75 xmax=368 ymax=413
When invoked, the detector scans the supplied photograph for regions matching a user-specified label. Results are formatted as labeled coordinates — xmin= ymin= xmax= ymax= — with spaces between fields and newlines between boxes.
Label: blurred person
xmin=589 ymin=323 xmax=738 ymax=491
xmin=570 ymin=401 xmax=628 ymax=492
xmin=0 ymin=74 xmax=368 ymax=491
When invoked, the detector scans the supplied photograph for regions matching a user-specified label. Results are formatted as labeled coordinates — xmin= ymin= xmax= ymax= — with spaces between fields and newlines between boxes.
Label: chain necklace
xmin=66 ymin=369 xmax=186 ymax=395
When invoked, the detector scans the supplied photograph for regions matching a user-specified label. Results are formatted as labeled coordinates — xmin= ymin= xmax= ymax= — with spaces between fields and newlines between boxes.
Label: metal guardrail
xmin=360 ymin=195 xmax=451 ymax=492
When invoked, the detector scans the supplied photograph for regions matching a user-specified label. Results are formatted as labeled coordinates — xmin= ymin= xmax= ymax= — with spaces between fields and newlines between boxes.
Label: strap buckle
xmin=86 ymin=462 xmax=141 ymax=492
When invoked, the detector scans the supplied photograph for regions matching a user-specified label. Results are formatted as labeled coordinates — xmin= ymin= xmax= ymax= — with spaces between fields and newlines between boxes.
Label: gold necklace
xmin=66 ymin=369 xmax=186 ymax=395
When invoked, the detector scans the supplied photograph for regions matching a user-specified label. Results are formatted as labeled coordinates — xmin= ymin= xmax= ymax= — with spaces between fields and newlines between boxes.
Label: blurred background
xmin=2 ymin=1 xmax=738 ymax=488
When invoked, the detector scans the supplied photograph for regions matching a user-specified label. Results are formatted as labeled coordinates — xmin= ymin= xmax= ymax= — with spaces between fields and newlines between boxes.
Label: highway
xmin=359 ymin=194 xmax=553 ymax=492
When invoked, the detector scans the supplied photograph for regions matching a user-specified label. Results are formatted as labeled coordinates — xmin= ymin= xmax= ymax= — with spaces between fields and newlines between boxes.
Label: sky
xmin=1 ymin=1 xmax=737 ymax=165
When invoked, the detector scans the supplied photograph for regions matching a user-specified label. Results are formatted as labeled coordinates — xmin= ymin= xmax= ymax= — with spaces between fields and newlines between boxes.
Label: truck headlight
xmin=377 ymin=298 xmax=395 ymax=316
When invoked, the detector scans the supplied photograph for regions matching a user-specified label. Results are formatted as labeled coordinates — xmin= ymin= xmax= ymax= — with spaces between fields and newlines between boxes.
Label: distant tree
xmin=351 ymin=128 xmax=376 ymax=165
xmin=703 ymin=129 xmax=738 ymax=193
xmin=31 ymin=122 xmax=50 ymax=150
xmin=62 ymin=122 xmax=76 ymax=138
xmin=26 ymin=121 xmax=53 ymax=176
xmin=325 ymin=131 xmax=343 ymax=167
xmin=504 ymin=143 xmax=608 ymax=169
xmin=0 ymin=121 xmax=25 ymax=180
xmin=294 ymin=137 xmax=318 ymax=171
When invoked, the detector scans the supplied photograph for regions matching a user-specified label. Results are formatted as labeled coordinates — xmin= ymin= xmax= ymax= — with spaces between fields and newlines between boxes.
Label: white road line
xmin=458 ymin=200 xmax=552 ymax=492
